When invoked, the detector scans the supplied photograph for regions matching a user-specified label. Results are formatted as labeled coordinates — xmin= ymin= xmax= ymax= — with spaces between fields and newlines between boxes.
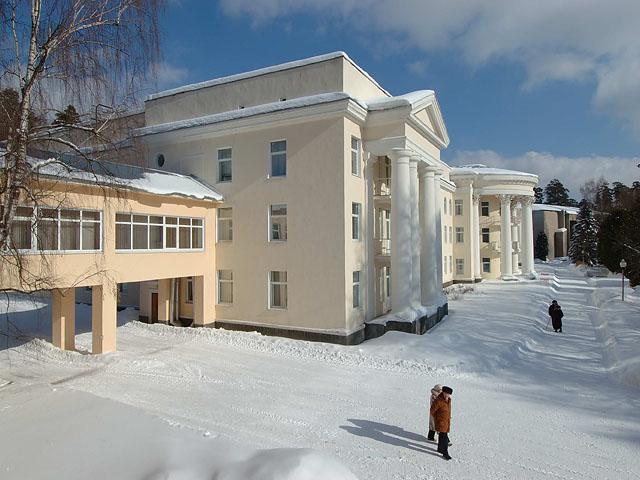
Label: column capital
xmin=472 ymin=193 xmax=481 ymax=205
xmin=499 ymin=194 xmax=512 ymax=205
xmin=520 ymin=195 xmax=534 ymax=206
xmin=388 ymin=148 xmax=413 ymax=161
xmin=418 ymin=164 xmax=438 ymax=178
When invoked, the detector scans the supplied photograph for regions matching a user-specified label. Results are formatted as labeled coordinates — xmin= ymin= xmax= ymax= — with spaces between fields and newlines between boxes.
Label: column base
xmin=501 ymin=275 xmax=519 ymax=281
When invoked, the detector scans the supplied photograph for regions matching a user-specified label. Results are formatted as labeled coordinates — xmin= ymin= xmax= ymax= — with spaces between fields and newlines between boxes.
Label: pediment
xmin=410 ymin=98 xmax=449 ymax=149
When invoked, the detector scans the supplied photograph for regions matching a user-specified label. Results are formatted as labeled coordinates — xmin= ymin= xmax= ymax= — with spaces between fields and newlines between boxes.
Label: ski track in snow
xmin=1 ymin=261 xmax=640 ymax=479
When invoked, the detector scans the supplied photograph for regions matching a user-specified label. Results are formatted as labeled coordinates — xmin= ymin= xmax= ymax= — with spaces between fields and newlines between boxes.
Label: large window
xmin=454 ymin=200 xmax=463 ymax=216
xmin=7 ymin=206 xmax=101 ymax=252
xmin=186 ymin=277 xmax=194 ymax=303
xmin=456 ymin=258 xmax=464 ymax=275
xmin=443 ymin=198 xmax=447 ymax=215
xmin=351 ymin=137 xmax=361 ymax=176
xmin=482 ymin=257 xmax=491 ymax=273
xmin=269 ymin=271 xmax=287 ymax=309
xmin=449 ymin=226 xmax=453 ymax=244
xmin=481 ymin=201 xmax=490 ymax=217
xmin=482 ymin=228 xmax=490 ymax=243
xmin=270 ymin=204 xmax=287 ymax=241
xmin=449 ymin=256 xmax=453 ymax=274
xmin=443 ymin=256 xmax=448 ymax=274
xmin=116 ymin=214 xmax=203 ymax=251
xmin=352 ymin=202 xmax=361 ymax=240
xmin=218 ymin=270 xmax=233 ymax=304
xmin=270 ymin=140 xmax=287 ymax=177
xmin=217 ymin=208 xmax=233 ymax=242
xmin=218 ymin=148 xmax=232 ymax=182
xmin=352 ymin=271 xmax=361 ymax=308
xmin=455 ymin=227 xmax=464 ymax=243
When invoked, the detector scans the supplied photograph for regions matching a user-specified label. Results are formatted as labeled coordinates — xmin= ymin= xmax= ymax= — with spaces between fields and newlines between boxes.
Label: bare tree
xmin=0 ymin=0 xmax=161 ymax=291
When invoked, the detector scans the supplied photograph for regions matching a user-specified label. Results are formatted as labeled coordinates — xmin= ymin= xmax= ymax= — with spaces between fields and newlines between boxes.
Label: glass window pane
xmin=219 ymin=160 xmax=232 ymax=182
xmin=37 ymin=220 xmax=58 ymax=250
xmin=179 ymin=226 xmax=191 ymax=248
xmin=270 ymin=204 xmax=286 ymax=216
xmin=192 ymin=227 xmax=203 ymax=249
xmin=11 ymin=219 xmax=32 ymax=249
xmin=219 ymin=282 xmax=233 ymax=304
xmin=60 ymin=209 xmax=80 ymax=220
xmin=351 ymin=137 xmax=359 ymax=150
xmin=165 ymin=217 xmax=177 ymax=225
xmin=192 ymin=218 xmax=203 ymax=226
xmin=82 ymin=211 xmax=100 ymax=221
xmin=270 ymin=140 xmax=286 ymax=153
xmin=166 ymin=226 xmax=177 ymax=248
xmin=116 ymin=213 xmax=131 ymax=223
xmin=219 ymin=270 xmax=232 ymax=281
xmin=116 ymin=224 xmax=131 ymax=249
xmin=218 ymin=148 xmax=232 ymax=160
xmin=39 ymin=208 xmax=57 ymax=219
xmin=81 ymin=222 xmax=100 ymax=250
xmin=179 ymin=218 xmax=191 ymax=226
xmin=353 ymin=271 xmax=360 ymax=283
xmin=149 ymin=216 xmax=163 ymax=225
xmin=149 ymin=225 xmax=163 ymax=249
xmin=218 ymin=208 xmax=231 ymax=219
xmin=16 ymin=206 xmax=34 ymax=218
xmin=60 ymin=221 xmax=80 ymax=250
xmin=271 ymin=153 xmax=286 ymax=176
xmin=133 ymin=224 xmax=148 ymax=249
xmin=133 ymin=215 xmax=148 ymax=224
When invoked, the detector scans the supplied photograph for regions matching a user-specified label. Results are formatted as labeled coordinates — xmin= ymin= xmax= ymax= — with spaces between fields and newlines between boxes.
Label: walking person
xmin=548 ymin=300 xmax=564 ymax=332
xmin=430 ymin=385 xmax=453 ymax=460
xmin=427 ymin=384 xmax=442 ymax=442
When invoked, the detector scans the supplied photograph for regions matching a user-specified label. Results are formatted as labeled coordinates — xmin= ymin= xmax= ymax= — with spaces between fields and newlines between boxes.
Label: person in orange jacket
xmin=430 ymin=385 xmax=453 ymax=460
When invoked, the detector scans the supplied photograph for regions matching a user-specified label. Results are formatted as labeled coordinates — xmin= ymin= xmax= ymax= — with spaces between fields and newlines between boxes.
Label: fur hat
xmin=442 ymin=386 xmax=453 ymax=394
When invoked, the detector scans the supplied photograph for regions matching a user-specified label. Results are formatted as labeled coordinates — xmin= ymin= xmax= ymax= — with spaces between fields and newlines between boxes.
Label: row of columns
xmin=497 ymin=195 xmax=535 ymax=279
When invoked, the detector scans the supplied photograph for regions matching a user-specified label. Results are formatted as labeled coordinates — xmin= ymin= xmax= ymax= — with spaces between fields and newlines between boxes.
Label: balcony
xmin=374 ymin=177 xmax=391 ymax=196
xmin=375 ymin=237 xmax=391 ymax=256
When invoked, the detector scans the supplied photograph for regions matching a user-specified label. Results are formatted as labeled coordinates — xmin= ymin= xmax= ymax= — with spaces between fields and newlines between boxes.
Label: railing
xmin=374 ymin=177 xmax=391 ymax=196
xmin=375 ymin=237 xmax=391 ymax=256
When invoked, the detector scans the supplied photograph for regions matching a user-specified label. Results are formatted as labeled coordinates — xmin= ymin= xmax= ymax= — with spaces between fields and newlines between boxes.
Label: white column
xmin=433 ymin=172 xmax=444 ymax=296
xmin=390 ymin=149 xmax=412 ymax=313
xmin=521 ymin=196 xmax=535 ymax=276
xmin=472 ymin=194 xmax=481 ymax=279
xmin=365 ymin=158 xmax=376 ymax=320
xmin=409 ymin=157 xmax=421 ymax=306
xmin=511 ymin=201 xmax=520 ymax=275
xmin=419 ymin=165 xmax=439 ymax=305
xmin=499 ymin=194 xmax=513 ymax=279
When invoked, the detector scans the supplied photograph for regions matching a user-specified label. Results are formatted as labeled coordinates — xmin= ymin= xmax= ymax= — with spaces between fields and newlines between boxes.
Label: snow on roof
xmin=0 ymin=150 xmax=222 ymax=202
xmin=136 ymin=93 xmax=359 ymax=137
xmin=532 ymin=204 xmax=580 ymax=214
xmin=450 ymin=163 xmax=538 ymax=179
xmin=366 ymin=90 xmax=435 ymax=111
xmin=147 ymin=51 xmax=390 ymax=101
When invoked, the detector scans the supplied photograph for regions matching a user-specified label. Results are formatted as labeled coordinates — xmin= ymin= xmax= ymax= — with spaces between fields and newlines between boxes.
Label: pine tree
xmin=544 ymin=179 xmax=571 ymax=206
xmin=53 ymin=105 xmax=81 ymax=125
xmin=533 ymin=186 xmax=544 ymax=203
xmin=535 ymin=232 xmax=549 ymax=260
xmin=568 ymin=200 xmax=599 ymax=265
xmin=595 ymin=182 xmax=613 ymax=212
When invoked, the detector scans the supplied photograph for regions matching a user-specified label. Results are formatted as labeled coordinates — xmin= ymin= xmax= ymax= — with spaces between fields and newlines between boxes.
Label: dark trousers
xmin=427 ymin=429 xmax=436 ymax=441
xmin=437 ymin=432 xmax=450 ymax=455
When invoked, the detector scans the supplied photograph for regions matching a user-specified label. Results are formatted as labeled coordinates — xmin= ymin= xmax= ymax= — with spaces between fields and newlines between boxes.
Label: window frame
xmin=352 ymin=270 xmax=361 ymax=309
xmin=217 ymin=147 xmax=233 ymax=183
xmin=352 ymin=202 xmax=361 ymax=240
xmin=481 ymin=201 xmax=490 ymax=217
xmin=269 ymin=139 xmax=287 ymax=178
xmin=456 ymin=258 xmax=464 ymax=275
xmin=217 ymin=207 xmax=233 ymax=243
xmin=482 ymin=227 xmax=490 ymax=243
xmin=269 ymin=204 xmax=288 ymax=242
xmin=454 ymin=199 xmax=463 ymax=216
xmin=269 ymin=270 xmax=288 ymax=310
xmin=186 ymin=277 xmax=194 ymax=304
xmin=217 ymin=270 xmax=234 ymax=305
xmin=115 ymin=213 xmax=204 ymax=252
xmin=455 ymin=226 xmax=464 ymax=243
xmin=350 ymin=136 xmax=361 ymax=177
xmin=482 ymin=257 xmax=491 ymax=273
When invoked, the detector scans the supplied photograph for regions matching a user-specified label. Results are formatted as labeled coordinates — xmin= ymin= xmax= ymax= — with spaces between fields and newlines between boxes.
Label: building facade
xmin=532 ymin=204 xmax=578 ymax=259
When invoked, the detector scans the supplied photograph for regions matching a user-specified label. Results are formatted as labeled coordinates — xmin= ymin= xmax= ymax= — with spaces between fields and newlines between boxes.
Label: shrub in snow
xmin=535 ymin=232 xmax=549 ymax=260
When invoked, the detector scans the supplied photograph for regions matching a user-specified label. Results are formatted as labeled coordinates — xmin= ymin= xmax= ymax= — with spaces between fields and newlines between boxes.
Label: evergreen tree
xmin=598 ymin=206 xmax=640 ymax=287
xmin=53 ymin=105 xmax=81 ymax=125
xmin=533 ymin=186 xmax=544 ymax=203
xmin=595 ymin=182 xmax=613 ymax=212
xmin=535 ymin=232 xmax=549 ymax=260
xmin=544 ymin=178 xmax=571 ymax=206
xmin=568 ymin=200 xmax=599 ymax=265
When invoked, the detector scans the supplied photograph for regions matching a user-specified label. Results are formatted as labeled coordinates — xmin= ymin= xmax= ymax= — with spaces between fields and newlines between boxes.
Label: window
xmin=482 ymin=257 xmax=491 ymax=273
xmin=455 ymin=227 xmax=464 ymax=243
xmin=443 ymin=225 xmax=447 ymax=243
xmin=269 ymin=271 xmax=287 ymax=309
xmin=454 ymin=200 xmax=463 ymax=216
xmin=270 ymin=140 xmax=287 ymax=177
xmin=218 ymin=270 xmax=233 ymax=304
xmin=23 ymin=207 xmax=101 ymax=252
xmin=352 ymin=202 xmax=361 ymax=240
xmin=351 ymin=136 xmax=361 ymax=176
xmin=385 ymin=266 xmax=391 ymax=298
xmin=11 ymin=206 xmax=33 ymax=249
xmin=218 ymin=148 xmax=232 ymax=182
xmin=481 ymin=201 xmax=490 ymax=217
xmin=449 ymin=256 xmax=453 ymax=273
xmin=270 ymin=204 xmax=287 ymax=241
xmin=449 ymin=226 xmax=453 ymax=244
xmin=115 ymin=214 xmax=203 ymax=251
xmin=156 ymin=154 xmax=165 ymax=167
xmin=352 ymin=271 xmax=361 ymax=308
xmin=449 ymin=199 xmax=452 ymax=214
xmin=217 ymin=208 xmax=233 ymax=242
xmin=186 ymin=277 xmax=193 ymax=303
xmin=456 ymin=259 xmax=464 ymax=275
xmin=482 ymin=228 xmax=490 ymax=243
xmin=443 ymin=198 xmax=447 ymax=214
xmin=444 ymin=256 xmax=448 ymax=274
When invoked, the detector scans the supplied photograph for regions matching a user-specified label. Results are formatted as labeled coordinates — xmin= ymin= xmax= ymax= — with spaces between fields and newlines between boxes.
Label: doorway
xmin=151 ymin=292 xmax=158 ymax=323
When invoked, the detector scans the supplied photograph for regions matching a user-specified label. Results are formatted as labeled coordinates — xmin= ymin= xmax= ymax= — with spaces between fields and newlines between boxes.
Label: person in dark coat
xmin=430 ymin=385 xmax=453 ymax=460
xmin=548 ymin=300 xmax=564 ymax=332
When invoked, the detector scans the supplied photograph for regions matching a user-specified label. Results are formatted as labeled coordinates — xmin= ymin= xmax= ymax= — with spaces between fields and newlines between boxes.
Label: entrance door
xmin=151 ymin=292 xmax=158 ymax=323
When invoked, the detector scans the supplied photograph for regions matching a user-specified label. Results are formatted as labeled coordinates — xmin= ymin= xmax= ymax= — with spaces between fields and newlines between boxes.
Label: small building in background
xmin=532 ymin=204 xmax=579 ymax=259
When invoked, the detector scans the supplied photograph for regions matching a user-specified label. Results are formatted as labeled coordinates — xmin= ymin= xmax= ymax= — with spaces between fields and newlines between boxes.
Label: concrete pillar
xmin=365 ymin=158 xmax=376 ymax=320
xmin=193 ymin=275 xmax=214 ymax=326
xmin=409 ymin=157 xmax=421 ymax=306
xmin=511 ymin=202 xmax=521 ymax=275
xmin=434 ymin=173 xmax=444 ymax=295
xmin=499 ymin=195 xmax=513 ymax=279
xmin=521 ymin=197 xmax=536 ymax=276
xmin=158 ymin=278 xmax=171 ymax=323
xmin=52 ymin=288 xmax=75 ymax=351
xmin=390 ymin=148 xmax=412 ymax=313
xmin=419 ymin=165 xmax=439 ymax=305
xmin=472 ymin=194 xmax=482 ymax=279
xmin=92 ymin=283 xmax=118 ymax=354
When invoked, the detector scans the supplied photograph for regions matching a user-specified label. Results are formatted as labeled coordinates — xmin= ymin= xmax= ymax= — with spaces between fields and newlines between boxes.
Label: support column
xmin=390 ymin=149 xmax=412 ymax=313
xmin=193 ymin=275 xmax=214 ymax=326
xmin=409 ymin=157 xmax=421 ymax=306
xmin=365 ymin=158 xmax=376 ymax=320
xmin=433 ymin=172 xmax=444 ymax=296
xmin=511 ymin=201 xmax=521 ymax=275
xmin=499 ymin=195 xmax=513 ymax=279
xmin=92 ymin=283 xmax=117 ymax=354
xmin=419 ymin=165 xmax=439 ymax=305
xmin=472 ymin=194 xmax=482 ymax=280
xmin=158 ymin=278 xmax=171 ymax=323
xmin=521 ymin=196 xmax=536 ymax=276
xmin=52 ymin=288 xmax=75 ymax=351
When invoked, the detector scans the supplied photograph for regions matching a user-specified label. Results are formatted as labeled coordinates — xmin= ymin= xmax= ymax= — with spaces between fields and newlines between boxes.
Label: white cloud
xmin=150 ymin=62 xmax=190 ymax=90
xmin=219 ymin=0 xmax=640 ymax=136
xmin=407 ymin=60 xmax=427 ymax=76
xmin=448 ymin=149 xmax=640 ymax=198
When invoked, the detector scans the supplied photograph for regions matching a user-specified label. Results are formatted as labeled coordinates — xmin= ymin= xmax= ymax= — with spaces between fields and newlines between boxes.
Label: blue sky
xmin=155 ymin=1 xmax=640 ymax=196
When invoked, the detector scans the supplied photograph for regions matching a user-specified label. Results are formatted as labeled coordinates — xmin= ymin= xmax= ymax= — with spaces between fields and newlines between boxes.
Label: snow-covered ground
xmin=1 ymin=260 xmax=639 ymax=479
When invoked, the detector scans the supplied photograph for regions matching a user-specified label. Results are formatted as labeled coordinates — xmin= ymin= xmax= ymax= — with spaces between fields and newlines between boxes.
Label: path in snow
xmin=1 ymin=261 xmax=639 ymax=479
